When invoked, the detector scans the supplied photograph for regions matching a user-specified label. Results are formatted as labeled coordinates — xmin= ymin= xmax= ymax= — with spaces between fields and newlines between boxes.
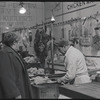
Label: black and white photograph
xmin=0 ymin=1 xmax=100 ymax=99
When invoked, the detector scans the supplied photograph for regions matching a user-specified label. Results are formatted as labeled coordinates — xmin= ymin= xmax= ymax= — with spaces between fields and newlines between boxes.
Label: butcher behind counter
xmin=23 ymin=38 xmax=92 ymax=86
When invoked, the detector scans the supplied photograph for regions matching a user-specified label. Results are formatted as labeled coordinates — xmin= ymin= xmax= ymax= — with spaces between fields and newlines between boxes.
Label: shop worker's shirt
xmin=62 ymin=46 xmax=91 ymax=84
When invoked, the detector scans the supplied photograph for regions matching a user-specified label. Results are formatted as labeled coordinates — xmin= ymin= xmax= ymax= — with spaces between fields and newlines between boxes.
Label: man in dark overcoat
xmin=0 ymin=32 xmax=34 ymax=99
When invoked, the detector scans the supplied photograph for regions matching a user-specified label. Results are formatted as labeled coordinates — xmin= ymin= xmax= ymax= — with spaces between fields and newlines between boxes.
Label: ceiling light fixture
xmin=51 ymin=10 xmax=55 ymax=23
xmin=51 ymin=15 xmax=55 ymax=22
xmin=19 ymin=2 xmax=26 ymax=14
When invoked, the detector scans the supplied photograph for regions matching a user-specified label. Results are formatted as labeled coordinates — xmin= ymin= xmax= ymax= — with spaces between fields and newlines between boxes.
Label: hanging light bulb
xmin=19 ymin=2 xmax=26 ymax=14
xmin=51 ymin=15 xmax=55 ymax=22
xmin=51 ymin=9 xmax=55 ymax=23
xmin=19 ymin=7 xmax=26 ymax=14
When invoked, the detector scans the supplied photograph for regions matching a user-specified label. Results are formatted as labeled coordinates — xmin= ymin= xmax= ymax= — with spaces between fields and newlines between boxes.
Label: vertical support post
xmin=50 ymin=10 xmax=55 ymax=74
xmin=62 ymin=2 xmax=64 ymax=38
xmin=51 ymin=22 xmax=54 ymax=74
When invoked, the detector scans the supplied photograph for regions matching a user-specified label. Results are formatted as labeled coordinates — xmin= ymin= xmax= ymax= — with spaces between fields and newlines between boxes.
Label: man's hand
xmin=57 ymin=78 xmax=67 ymax=85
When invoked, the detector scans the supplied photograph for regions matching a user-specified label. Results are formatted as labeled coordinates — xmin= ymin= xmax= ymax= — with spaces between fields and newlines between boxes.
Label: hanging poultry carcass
xmin=34 ymin=28 xmax=50 ymax=68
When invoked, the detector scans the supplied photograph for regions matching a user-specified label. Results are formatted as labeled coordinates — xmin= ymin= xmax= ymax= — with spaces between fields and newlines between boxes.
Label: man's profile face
xmin=58 ymin=46 xmax=66 ymax=55
xmin=13 ymin=41 xmax=20 ymax=51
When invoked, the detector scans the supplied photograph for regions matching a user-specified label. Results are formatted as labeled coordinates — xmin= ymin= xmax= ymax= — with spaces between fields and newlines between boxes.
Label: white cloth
xmin=62 ymin=46 xmax=91 ymax=84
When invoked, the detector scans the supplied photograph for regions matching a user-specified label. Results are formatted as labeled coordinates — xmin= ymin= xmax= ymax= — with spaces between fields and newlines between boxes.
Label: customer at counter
xmin=57 ymin=40 xmax=91 ymax=85
xmin=0 ymin=32 xmax=34 ymax=99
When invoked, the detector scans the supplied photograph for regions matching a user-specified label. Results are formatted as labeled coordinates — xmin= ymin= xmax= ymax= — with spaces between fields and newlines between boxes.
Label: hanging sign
xmin=67 ymin=2 xmax=94 ymax=10
xmin=63 ymin=2 xmax=97 ymax=14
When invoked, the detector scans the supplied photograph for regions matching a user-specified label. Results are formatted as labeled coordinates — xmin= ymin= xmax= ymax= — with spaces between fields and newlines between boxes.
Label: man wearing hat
xmin=57 ymin=40 xmax=91 ymax=85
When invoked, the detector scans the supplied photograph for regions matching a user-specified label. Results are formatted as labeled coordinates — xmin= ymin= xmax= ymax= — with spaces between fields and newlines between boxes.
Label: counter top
xmin=59 ymin=82 xmax=100 ymax=99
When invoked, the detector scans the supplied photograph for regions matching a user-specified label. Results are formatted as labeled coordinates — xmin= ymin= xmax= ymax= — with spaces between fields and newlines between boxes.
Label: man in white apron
xmin=57 ymin=40 xmax=91 ymax=85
